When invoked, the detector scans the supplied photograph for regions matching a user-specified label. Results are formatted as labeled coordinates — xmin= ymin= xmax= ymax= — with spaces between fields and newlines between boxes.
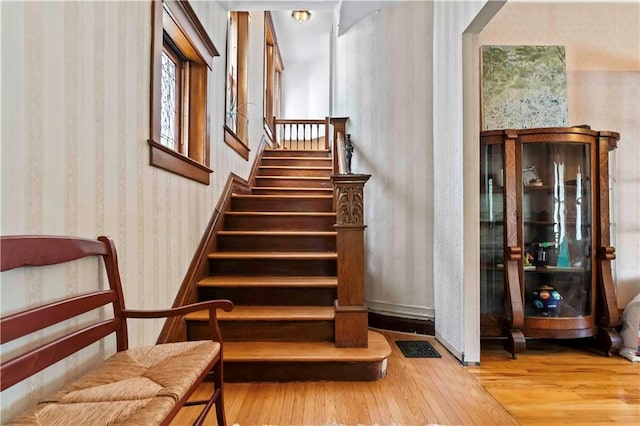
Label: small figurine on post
xmin=345 ymin=134 xmax=354 ymax=174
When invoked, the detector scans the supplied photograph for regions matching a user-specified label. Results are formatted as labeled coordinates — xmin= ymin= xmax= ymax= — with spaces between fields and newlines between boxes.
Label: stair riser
xmin=255 ymin=177 xmax=332 ymax=188
xmin=230 ymin=197 xmax=333 ymax=212
xmin=217 ymin=235 xmax=336 ymax=252
xmin=209 ymin=259 xmax=337 ymax=276
xmin=224 ymin=215 xmax=336 ymax=231
xmin=252 ymin=188 xmax=333 ymax=196
xmin=257 ymin=167 xmax=332 ymax=177
xmin=264 ymin=150 xmax=330 ymax=158
xmin=261 ymin=158 xmax=332 ymax=167
xmin=224 ymin=361 xmax=387 ymax=382
xmin=188 ymin=321 xmax=334 ymax=342
xmin=198 ymin=286 xmax=336 ymax=306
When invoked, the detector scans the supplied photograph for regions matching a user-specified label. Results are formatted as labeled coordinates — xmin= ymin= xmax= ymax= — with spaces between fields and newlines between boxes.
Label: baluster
xmin=286 ymin=123 xmax=290 ymax=149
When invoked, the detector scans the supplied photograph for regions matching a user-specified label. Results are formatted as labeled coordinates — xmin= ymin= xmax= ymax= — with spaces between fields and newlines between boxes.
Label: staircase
xmin=184 ymin=148 xmax=390 ymax=382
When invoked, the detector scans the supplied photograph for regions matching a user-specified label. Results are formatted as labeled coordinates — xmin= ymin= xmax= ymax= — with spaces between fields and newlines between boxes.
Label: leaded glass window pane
xmin=161 ymin=51 xmax=177 ymax=149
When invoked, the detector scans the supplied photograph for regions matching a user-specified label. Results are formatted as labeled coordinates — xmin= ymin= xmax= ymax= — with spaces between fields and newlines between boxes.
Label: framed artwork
xmin=481 ymin=45 xmax=569 ymax=131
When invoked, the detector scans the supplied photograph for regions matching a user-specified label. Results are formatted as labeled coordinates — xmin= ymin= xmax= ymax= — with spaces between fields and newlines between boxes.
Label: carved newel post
xmin=331 ymin=173 xmax=371 ymax=347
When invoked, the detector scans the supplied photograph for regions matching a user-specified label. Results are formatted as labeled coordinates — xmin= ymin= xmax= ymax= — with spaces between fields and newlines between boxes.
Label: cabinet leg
xmin=589 ymin=327 xmax=622 ymax=357
xmin=503 ymin=329 xmax=526 ymax=359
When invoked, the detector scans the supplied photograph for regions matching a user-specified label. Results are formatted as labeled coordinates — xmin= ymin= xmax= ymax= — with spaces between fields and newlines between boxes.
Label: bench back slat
xmin=1 ymin=290 xmax=118 ymax=345
xmin=1 ymin=236 xmax=108 ymax=271
xmin=1 ymin=235 xmax=130 ymax=391
xmin=1 ymin=319 xmax=122 ymax=391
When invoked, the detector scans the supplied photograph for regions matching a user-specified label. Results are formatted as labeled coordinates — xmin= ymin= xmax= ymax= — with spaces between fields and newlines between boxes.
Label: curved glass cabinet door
xmin=521 ymin=142 xmax=593 ymax=318
xmin=480 ymin=143 xmax=505 ymax=333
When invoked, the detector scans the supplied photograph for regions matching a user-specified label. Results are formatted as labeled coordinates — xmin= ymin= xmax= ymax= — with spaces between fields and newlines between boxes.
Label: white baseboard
xmin=366 ymin=300 xmax=435 ymax=321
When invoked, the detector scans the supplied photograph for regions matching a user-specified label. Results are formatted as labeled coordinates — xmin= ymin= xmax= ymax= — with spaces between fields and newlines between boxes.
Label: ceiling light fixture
xmin=291 ymin=10 xmax=311 ymax=23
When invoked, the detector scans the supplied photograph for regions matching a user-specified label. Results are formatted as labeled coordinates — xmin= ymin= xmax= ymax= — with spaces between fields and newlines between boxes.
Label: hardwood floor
xmin=468 ymin=338 xmax=640 ymax=425
xmin=173 ymin=330 xmax=640 ymax=425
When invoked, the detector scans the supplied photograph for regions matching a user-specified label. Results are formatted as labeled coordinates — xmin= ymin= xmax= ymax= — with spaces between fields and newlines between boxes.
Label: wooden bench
xmin=1 ymin=235 xmax=233 ymax=425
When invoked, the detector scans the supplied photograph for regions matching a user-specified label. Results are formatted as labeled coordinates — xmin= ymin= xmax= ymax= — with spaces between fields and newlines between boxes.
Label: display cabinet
xmin=480 ymin=127 xmax=621 ymax=357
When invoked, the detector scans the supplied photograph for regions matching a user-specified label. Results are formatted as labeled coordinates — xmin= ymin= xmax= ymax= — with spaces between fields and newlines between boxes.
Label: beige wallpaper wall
xmin=334 ymin=1 xmax=435 ymax=321
xmin=479 ymin=2 xmax=640 ymax=307
xmin=0 ymin=1 xmax=264 ymax=420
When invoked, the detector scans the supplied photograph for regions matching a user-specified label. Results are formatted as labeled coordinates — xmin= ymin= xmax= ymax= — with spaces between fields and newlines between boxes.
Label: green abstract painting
xmin=481 ymin=45 xmax=568 ymax=131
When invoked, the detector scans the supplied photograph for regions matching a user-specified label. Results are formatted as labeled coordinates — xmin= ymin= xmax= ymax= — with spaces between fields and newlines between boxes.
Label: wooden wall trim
xmin=224 ymin=126 xmax=251 ymax=161
xmin=247 ymin=135 xmax=270 ymax=187
xmin=148 ymin=140 xmax=213 ymax=185
xmin=368 ymin=312 xmax=435 ymax=336
xmin=157 ymin=172 xmax=250 ymax=343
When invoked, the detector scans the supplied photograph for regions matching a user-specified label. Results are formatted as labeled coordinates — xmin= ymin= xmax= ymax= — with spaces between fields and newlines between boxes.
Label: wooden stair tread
xmin=224 ymin=211 xmax=335 ymax=217
xmin=256 ymin=176 xmax=331 ymax=180
xmin=251 ymin=187 xmax=333 ymax=192
xmin=261 ymin=156 xmax=331 ymax=161
xmin=231 ymin=194 xmax=333 ymax=200
xmin=225 ymin=330 xmax=391 ymax=362
xmin=258 ymin=166 xmax=332 ymax=170
xmin=265 ymin=149 xmax=330 ymax=154
xmin=216 ymin=231 xmax=336 ymax=236
xmin=208 ymin=252 xmax=337 ymax=260
xmin=187 ymin=305 xmax=335 ymax=321
xmin=197 ymin=275 xmax=338 ymax=287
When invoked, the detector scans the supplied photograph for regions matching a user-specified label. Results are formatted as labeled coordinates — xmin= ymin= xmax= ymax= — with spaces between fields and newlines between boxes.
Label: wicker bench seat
xmin=1 ymin=235 xmax=233 ymax=426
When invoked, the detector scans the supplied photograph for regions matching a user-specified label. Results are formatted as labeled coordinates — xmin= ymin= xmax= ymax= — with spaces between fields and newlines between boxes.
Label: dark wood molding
xmin=163 ymin=0 xmax=219 ymax=68
xmin=224 ymin=126 xmax=250 ymax=161
xmin=247 ymin=135 xmax=270 ymax=187
xmin=157 ymin=173 xmax=250 ymax=343
xmin=148 ymin=140 xmax=212 ymax=185
xmin=368 ymin=312 xmax=435 ymax=336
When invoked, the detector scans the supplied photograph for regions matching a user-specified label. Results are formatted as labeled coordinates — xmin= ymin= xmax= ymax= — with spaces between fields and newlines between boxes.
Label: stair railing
xmin=273 ymin=117 xmax=330 ymax=150
xmin=329 ymin=117 xmax=371 ymax=348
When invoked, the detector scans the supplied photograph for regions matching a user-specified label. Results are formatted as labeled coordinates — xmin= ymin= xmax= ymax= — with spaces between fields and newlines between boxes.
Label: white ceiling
xmin=271 ymin=10 xmax=333 ymax=63
xmin=216 ymin=1 xmax=397 ymax=63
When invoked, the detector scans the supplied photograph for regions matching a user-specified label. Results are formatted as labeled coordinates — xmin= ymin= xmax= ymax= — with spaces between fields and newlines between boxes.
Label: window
xmin=160 ymin=45 xmax=182 ymax=151
xmin=224 ymin=12 xmax=250 ymax=160
xmin=263 ymin=12 xmax=283 ymax=141
xmin=149 ymin=0 xmax=219 ymax=185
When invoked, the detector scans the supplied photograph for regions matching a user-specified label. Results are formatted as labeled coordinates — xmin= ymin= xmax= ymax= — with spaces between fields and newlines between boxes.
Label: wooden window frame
xmin=150 ymin=0 xmax=219 ymax=185
xmin=224 ymin=11 xmax=250 ymax=160
xmin=263 ymin=12 xmax=284 ymax=143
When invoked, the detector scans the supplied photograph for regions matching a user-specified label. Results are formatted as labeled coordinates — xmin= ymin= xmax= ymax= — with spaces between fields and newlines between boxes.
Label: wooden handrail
xmin=335 ymin=132 xmax=348 ymax=174
xmin=274 ymin=119 xmax=327 ymax=125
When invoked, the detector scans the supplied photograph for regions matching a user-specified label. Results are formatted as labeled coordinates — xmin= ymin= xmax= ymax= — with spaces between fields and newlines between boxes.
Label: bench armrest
xmin=122 ymin=300 xmax=233 ymax=319
xmin=123 ymin=300 xmax=233 ymax=343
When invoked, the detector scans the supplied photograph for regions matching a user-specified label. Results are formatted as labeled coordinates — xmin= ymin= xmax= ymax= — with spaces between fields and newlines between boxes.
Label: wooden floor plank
xmin=468 ymin=338 xmax=640 ymax=426
xmin=174 ymin=330 xmax=639 ymax=425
